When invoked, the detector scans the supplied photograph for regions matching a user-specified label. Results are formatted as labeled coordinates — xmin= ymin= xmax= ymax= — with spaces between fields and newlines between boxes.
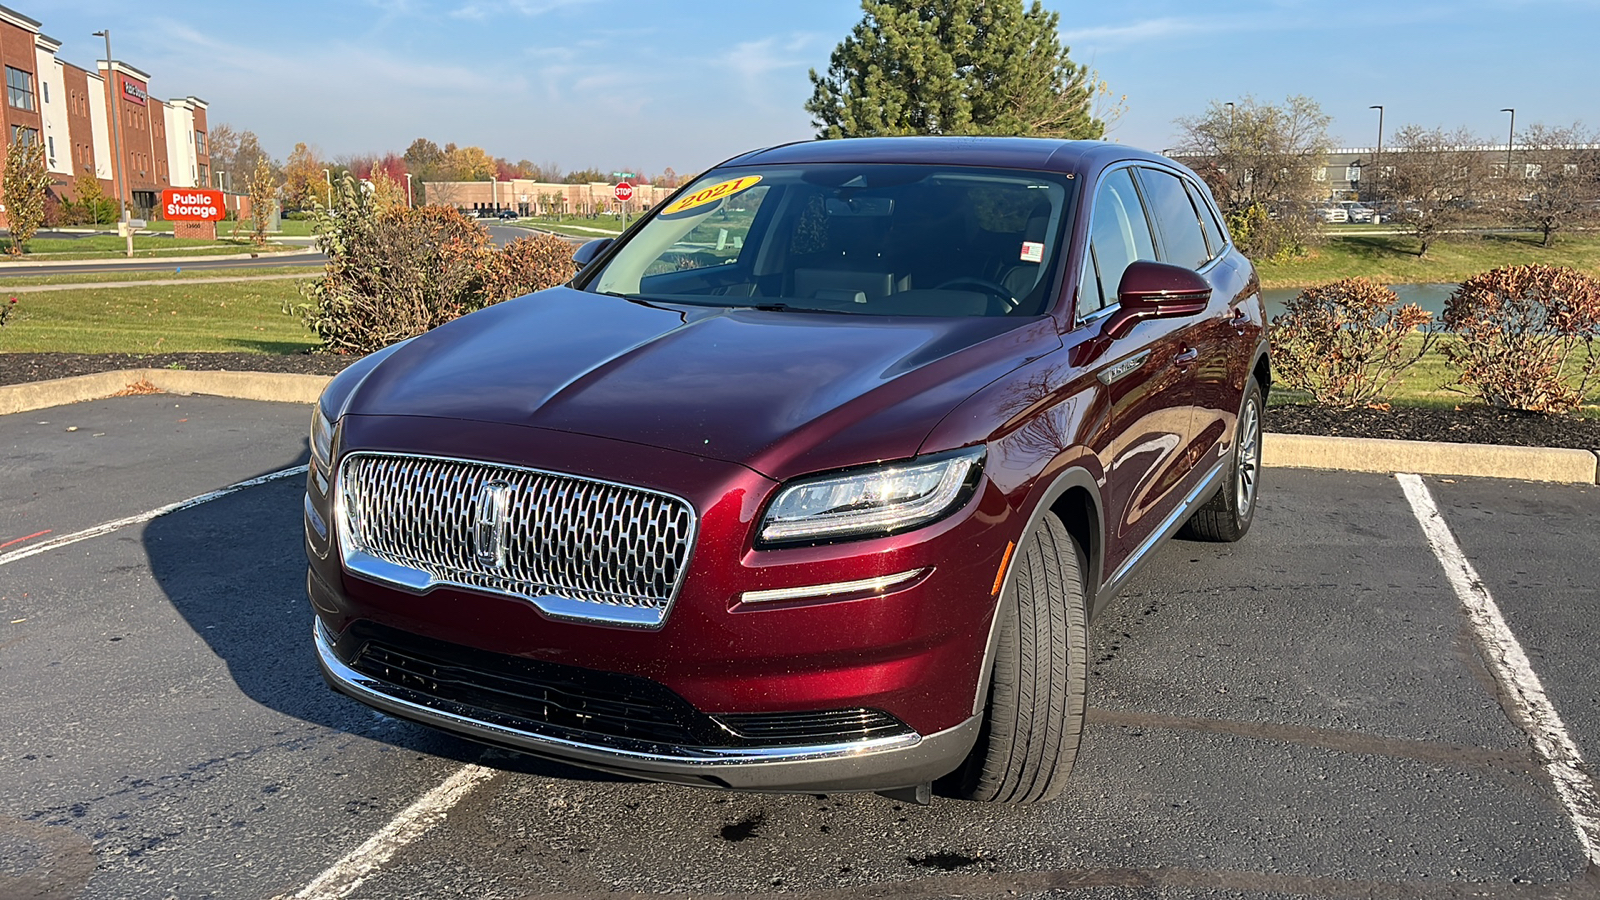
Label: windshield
xmin=583 ymin=164 xmax=1076 ymax=317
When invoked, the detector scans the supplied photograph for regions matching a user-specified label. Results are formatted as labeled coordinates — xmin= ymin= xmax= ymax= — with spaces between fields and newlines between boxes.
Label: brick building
xmin=1 ymin=4 xmax=213 ymax=225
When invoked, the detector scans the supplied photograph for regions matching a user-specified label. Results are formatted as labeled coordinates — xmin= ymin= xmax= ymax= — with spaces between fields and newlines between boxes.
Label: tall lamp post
xmin=1368 ymin=105 xmax=1384 ymax=205
xmin=92 ymin=30 xmax=133 ymax=258
xmin=1500 ymin=108 xmax=1516 ymax=182
xmin=404 ymin=172 xmax=413 ymax=208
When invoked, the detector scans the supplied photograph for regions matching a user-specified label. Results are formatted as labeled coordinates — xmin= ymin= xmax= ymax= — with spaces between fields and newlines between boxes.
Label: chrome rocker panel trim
xmin=314 ymin=619 xmax=979 ymax=792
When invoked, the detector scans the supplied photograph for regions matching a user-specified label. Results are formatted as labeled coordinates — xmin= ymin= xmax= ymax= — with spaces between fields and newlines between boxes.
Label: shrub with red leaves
xmin=1442 ymin=264 xmax=1600 ymax=414
xmin=1270 ymin=278 xmax=1436 ymax=407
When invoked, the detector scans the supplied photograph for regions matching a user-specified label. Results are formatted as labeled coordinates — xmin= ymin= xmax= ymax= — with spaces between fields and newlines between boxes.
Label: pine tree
xmin=806 ymin=0 xmax=1106 ymax=141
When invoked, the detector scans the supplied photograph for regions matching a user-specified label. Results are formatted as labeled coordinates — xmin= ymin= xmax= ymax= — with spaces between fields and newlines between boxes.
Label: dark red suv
xmin=304 ymin=137 xmax=1268 ymax=804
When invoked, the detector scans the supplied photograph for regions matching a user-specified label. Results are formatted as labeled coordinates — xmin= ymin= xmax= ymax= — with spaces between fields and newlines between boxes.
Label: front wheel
xmin=1181 ymin=379 xmax=1263 ymax=542
xmin=955 ymin=513 xmax=1088 ymax=803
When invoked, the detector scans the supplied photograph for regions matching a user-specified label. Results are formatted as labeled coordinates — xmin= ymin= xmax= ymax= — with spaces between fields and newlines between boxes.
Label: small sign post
xmin=611 ymin=172 xmax=636 ymax=228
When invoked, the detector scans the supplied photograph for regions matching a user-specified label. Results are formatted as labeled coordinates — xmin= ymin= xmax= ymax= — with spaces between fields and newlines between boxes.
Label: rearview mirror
xmin=1103 ymin=261 xmax=1212 ymax=340
xmin=572 ymin=238 xmax=612 ymax=269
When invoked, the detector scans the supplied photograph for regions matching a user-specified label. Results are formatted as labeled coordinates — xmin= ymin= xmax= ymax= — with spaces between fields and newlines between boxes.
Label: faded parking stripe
xmin=0 ymin=465 xmax=308 ymax=569
xmin=1398 ymin=473 xmax=1600 ymax=866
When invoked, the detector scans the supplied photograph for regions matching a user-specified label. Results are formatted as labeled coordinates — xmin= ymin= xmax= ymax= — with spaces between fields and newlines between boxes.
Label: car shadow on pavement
xmin=142 ymin=454 xmax=625 ymax=785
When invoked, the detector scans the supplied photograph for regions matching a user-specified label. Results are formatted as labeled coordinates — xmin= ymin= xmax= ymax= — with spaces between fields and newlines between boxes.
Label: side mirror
xmin=572 ymin=237 xmax=612 ymax=269
xmin=1103 ymin=260 xmax=1212 ymax=340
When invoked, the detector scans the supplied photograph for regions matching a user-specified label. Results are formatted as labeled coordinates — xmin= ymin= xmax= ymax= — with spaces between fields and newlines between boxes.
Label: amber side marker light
xmin=991 ymin=541 xmax=1016 ymax=596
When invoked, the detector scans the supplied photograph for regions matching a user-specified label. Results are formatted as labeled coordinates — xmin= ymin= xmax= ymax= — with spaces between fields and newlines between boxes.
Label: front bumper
xmin=314 ymin=616 xmax=980 ymax=792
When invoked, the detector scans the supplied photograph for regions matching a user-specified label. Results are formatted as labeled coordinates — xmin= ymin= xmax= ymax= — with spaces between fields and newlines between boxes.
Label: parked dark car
xmin=305 ymin=137 xmax=1269 ymax=804
xmin=497 ymin=209 xmax=519 ymax=220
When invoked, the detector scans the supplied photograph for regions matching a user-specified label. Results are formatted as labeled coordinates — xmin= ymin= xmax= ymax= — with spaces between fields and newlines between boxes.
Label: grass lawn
xmin=1255 ymin=232 xmax=1600 ymax=289
xmin=516 ymin=216 xmax=623 ymax=238
xmin=0 ymin=267 xmax=324 ymax=288
xmin=0 ymin=279 xmax=319 ymax=354
xmin=1268 ymin=331 xmax=1600 ymax=417
xmin=139 ymin=218 xmax=318 ymax=237
xmin=0 ymin=234 xmax=300 ymax=260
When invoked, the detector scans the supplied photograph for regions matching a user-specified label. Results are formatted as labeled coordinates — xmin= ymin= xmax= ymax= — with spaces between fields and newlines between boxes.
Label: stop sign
xmin=613 ymin=181 xmax=634 ymax=202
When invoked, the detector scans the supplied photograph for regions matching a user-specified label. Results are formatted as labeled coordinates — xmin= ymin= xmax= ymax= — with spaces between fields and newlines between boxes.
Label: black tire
xmin=956 ymin=513 xmax=1088 ymax=803
xmin=1181 ymin=379 xmax=1264 ymax=543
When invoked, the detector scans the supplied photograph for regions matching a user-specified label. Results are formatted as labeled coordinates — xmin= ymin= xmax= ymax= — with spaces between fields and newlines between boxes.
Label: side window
xmin=1085 ymin=168 xmax=1156 ymax=313
xmin=1186 ymin=179 xmax=1227 ymax=257
xmin=1138 ymin=168 xmax=1211 ymax=270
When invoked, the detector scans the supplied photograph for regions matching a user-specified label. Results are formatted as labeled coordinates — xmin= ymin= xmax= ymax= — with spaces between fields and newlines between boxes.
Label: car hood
xmin=345 ymin=288 xmax=1058 ymax=479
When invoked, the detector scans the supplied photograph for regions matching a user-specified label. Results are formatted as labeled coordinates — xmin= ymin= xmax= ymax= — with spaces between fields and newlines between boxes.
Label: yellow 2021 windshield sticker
xmin=662 ymin=175 xmax=762 ymax=216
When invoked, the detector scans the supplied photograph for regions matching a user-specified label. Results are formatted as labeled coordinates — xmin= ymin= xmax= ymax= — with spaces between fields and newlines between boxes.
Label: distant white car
xmin=1339 ymin=202 xmax=1378 ymax=224
xmin=1314 ymin=204 xmax=1348 ymax=224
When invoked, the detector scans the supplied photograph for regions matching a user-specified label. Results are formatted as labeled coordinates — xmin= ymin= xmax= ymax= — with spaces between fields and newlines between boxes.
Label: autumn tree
xmin=1378 ymin=126 xmax=1489 ymax=258
xmin=247 ymin=155 xmax=277 ymax=246
xmin=283 ymin=142 xmax=329 ymax=210
xmin=2 ymin=128 xmax=54 ymax=255
xmin=806 ymin=0 xmax=1109 ymax=140
xmin=1509 ymin=123 xmax=1600 ymax=246
xmin=444 ymin=145 xmax=496 ymax=181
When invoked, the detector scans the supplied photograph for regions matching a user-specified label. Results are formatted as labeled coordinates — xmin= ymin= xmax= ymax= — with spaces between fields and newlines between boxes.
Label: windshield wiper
xmin=743 ymin=302 xmax=842 ymax=314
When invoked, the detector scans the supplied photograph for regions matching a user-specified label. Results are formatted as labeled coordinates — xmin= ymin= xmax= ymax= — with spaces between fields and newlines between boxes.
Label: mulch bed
xmin=2 ymin=351 xmax=1598 ymax=451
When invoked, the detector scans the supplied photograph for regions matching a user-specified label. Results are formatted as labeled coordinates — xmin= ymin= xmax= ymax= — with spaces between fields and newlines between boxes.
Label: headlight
xmin=310 ymin=404 xmax=335 ymax=472
xmin=758 ymin=447 xmax=985 ymax=545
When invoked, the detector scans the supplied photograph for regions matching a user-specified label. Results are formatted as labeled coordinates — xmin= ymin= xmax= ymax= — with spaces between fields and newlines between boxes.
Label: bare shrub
xmin=1270 ymin=278 xmax=1436 ymax=406
xmin=1442 ymin=264 xmax=1600 ymax=414
xmin=483 ymin=233 xmax=577 ymax=303
xmin=293 ymin=182 xmax=494 ymax=354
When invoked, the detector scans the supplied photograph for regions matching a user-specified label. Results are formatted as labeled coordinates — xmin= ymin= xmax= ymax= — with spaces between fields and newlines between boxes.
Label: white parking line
xmin=0 ymin=465 xmax=308 ymax=569
xmin=287 ymin=763 xmax=497 ymax=900
xmin=1398 ymin=473 xmax=1600 ymax=865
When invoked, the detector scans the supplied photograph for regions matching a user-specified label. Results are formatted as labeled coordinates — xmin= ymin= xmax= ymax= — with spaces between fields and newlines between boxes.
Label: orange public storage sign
xmin=161 ymin=189 xmax=225 ymax=221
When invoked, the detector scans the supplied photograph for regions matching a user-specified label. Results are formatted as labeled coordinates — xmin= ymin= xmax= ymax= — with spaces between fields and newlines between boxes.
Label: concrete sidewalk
xmin=2 ymin=369 xmax=1594 ymax=485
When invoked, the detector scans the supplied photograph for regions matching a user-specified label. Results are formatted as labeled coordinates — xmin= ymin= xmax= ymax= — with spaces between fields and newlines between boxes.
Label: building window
xmin=14 ymin=126 xmax=39 ymax=147
xmin=6 ymin=67 xmax=36 ymax=111
xmin=1346 ymin=165 xmax=1361 ymax=183
xmin=1312 ymin=167 xmax=1327 ymax=182
xmin=47 ymin=135 xmax=55 ymax=160
xmin=42 ymin=81 xmax=49 ymax=103
xmin=195 ymin=130 xmax=206 ymax=155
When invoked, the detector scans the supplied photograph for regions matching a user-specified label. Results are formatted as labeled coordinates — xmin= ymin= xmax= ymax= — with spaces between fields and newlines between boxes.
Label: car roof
xmin=717 ymin=136 xmax=1170 ymax=176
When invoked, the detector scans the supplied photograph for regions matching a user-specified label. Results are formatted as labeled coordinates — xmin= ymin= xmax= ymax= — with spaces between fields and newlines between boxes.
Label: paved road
xmin=1 ymin=396 xmax=1596 ymax=899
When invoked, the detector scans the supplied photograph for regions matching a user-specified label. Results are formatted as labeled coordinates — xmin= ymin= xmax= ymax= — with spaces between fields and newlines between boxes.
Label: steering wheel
xmin=934 ymin=277 xmax=1018 ymax=314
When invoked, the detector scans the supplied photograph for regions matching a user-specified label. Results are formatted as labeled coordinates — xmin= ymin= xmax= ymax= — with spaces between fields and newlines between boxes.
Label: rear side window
xmin=1081 ymin=168 xmax=1156 ymax=317
xmin=1187 ymin=180 xmax=1227 ymax=256
xmin=1138 ymin=168 xmax=1210 ymax=270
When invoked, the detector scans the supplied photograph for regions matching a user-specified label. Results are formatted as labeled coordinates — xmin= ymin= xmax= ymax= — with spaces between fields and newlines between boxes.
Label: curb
xmin=1 ymin=370 xmax=1595 ymax=485
xmin=1261 ymin=433 xmax=1598 ymax=485
xmin=0 ymin=369 xmax=331 ymax=415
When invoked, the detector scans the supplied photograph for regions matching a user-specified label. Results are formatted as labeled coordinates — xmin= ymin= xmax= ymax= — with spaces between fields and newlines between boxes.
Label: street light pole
xmin=1369 ymin=105 xmax=1384 ymax=204
xmin=92 ymin=30 xmax=133 ymax=258
xmin=404 ymin=172 xmax=413 ymax=208
xmin=1500 ymin=108 xmax=1516 ymax=181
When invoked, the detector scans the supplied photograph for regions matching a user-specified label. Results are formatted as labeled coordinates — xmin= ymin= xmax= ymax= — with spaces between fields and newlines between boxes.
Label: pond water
xmin=1261 ymin=283 xmax=1456 ymax=324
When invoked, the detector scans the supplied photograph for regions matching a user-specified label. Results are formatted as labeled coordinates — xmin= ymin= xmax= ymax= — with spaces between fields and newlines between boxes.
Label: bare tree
xmin=1511 ymin=123 xmax=1600 ymax=246
xmin=1173 ymin=95 xmax=1332 ymax=260
xmin=1379 ymin=126 xmax=1490 ymax=258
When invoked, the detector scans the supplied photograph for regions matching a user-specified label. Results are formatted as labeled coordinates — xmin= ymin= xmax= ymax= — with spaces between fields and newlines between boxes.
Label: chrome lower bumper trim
xmin=313 ymin=619 xmax=978 ymax=792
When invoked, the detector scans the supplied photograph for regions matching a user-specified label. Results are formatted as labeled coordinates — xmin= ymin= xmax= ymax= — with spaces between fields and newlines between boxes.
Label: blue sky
xmin=37 ymin=0 xmax=1600 ymax=176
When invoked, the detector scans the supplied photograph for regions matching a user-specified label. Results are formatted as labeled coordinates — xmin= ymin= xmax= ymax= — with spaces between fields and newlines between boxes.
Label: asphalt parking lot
xmin=2 ymin=395 xmax=1597 ymax=900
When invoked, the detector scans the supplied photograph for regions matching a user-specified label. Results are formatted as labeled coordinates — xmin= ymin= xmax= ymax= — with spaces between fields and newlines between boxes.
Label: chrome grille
xmin=337 ymin=453 xmax=696 ymax=628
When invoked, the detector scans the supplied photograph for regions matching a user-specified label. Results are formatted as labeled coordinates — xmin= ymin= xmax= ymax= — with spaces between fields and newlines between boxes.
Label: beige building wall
xmin=423 ymin=180 xmax=676 ymax=215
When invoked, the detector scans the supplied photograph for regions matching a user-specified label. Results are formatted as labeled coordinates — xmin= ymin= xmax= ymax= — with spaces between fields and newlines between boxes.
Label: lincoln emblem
xmin=473 ymin=482 xmax=512 ymax=568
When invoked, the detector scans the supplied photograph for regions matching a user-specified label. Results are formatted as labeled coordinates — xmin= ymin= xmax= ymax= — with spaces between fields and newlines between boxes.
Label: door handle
xmin=1174 ymin=347 xmax=1199 ymax=366
xmin=1226 ymin=307 xmax=1250 ymax=327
